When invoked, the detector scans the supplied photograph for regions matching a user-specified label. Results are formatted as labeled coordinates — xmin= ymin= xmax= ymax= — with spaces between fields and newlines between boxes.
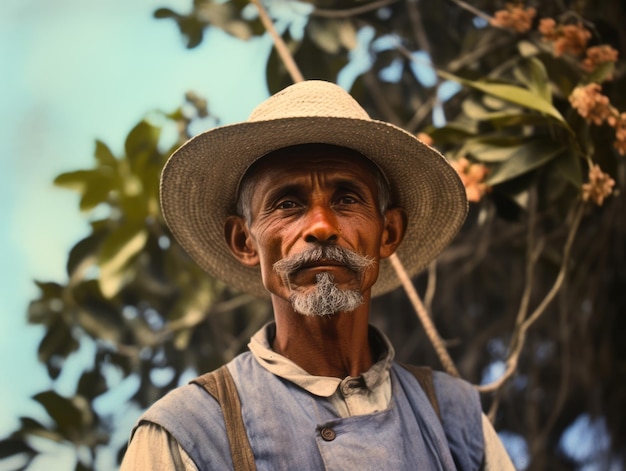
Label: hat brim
xmin=160 ymin=116 xmax=467 ymax=298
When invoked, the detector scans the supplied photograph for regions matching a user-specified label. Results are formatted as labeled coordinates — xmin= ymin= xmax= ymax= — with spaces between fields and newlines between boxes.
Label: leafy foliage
xmin=0 ymin=100 xmax=271 ymax=470
xmin=2 ymin=0 xmax=626 ymax=469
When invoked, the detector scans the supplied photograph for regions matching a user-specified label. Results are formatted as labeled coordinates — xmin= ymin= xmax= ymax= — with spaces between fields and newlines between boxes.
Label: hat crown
xmin=248 ymin=81 xmax=371 ymax=122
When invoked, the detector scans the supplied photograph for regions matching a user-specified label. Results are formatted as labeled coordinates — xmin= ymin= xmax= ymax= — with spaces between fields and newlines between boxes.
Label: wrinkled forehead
xmin=237 ymin=143 xmax=389 ymax=194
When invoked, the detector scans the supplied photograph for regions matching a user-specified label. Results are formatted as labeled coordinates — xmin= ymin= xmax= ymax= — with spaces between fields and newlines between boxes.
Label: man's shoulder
xmin=393 ymin=363 xmax=477 ymax=400
xmin=393 ymin=363 xmax=485 ymax=470
xmin=431 ymin=370 xmax=480 ymax=403
xmin=139 ymin=377 xmax=221 ymax=428
xmin=131 ymin=357 xmax=255 ymax=465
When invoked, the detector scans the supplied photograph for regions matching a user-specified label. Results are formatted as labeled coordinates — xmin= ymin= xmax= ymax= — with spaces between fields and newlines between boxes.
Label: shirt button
xmin=320 ymin=427 xmax=336 ymax=441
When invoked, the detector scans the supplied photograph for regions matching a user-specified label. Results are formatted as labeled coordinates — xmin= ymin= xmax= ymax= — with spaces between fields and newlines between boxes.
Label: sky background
xmin=0 ymin=0 xmax=270 ymax=449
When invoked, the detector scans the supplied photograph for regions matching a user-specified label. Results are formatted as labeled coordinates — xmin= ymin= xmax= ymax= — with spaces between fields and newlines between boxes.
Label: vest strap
xmin=398 ymin=364 xmax=442 ymax=421
xmin=192 ymin=365 xmax=257 ymax=471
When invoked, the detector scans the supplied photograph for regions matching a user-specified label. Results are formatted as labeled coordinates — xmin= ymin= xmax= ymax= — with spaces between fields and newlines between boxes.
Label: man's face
xmin=227 ymin=145 xmax=405 ymax=313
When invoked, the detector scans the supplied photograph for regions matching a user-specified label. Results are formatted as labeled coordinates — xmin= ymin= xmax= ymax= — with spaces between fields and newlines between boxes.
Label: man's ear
xmin=379 ymin=207 xmax=407 ymax=259
xmin=224 ymin=216 xmax=259 ymax=266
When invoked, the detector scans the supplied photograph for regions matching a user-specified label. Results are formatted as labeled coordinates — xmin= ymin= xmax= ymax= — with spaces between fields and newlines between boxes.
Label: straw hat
xmin=160 ymin=80 xmax=467 ymax=298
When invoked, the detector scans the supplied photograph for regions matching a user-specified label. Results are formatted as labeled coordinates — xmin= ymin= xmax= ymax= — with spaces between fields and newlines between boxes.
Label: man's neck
xmin=270 ymin=295 xmax=373 ymax=378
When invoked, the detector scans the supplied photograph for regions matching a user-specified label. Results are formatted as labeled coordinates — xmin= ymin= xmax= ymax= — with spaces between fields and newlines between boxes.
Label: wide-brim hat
xmin=160 ymin=80 xmax=467 ymax=298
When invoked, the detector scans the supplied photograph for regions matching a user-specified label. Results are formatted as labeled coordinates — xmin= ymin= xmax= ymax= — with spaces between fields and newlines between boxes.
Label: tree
xmin=1 ymin=1 xmax=625 ymax=469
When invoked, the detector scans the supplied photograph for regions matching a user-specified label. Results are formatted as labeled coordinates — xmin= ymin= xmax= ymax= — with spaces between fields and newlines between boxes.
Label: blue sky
xmin=0 ymin=0 xmax=270 ymax=441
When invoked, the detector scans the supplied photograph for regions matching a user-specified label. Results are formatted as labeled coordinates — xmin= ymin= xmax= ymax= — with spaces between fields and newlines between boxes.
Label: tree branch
xmin=448 ymin=0 xmax=493 ymax=22
xmin=312 ymin=0 xmax=399 ymax=19
xmin=478 ymin=202 xmax=585 ymax=393
xmin=390 ymin=253 xmax=460 ymax=377
xmin=250 ymin=0 xmax=304 ymax=83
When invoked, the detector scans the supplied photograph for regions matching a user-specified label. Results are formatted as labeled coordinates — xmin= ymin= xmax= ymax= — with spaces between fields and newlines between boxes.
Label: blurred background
xmin=1 ymin=0 xmax=625 ymax=470
xmin=1 ymin=0 xmax=269 ymax=468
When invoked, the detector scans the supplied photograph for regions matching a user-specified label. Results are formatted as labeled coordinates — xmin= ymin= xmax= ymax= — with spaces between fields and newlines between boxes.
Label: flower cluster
xmin=538 ymin=18 xmax=591 ymax=56
xmin=450 ymin=157 xmax=491 ymax=203
xmin=582 ymin=45 xmax=619 ymax=78
xmin=582 ymin=164 xmax=615 ymax=206
xmin=569 ymin=83 xmax=613 ymax=125
xmin=569 ymin=84 xmax=626 ymax=155
xmin=490 ymin=4 xmax=536 ymax=33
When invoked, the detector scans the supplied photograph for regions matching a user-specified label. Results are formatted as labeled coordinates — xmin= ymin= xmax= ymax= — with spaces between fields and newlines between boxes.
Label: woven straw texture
xmin=160 ymin=81 xmax=467 ymax=298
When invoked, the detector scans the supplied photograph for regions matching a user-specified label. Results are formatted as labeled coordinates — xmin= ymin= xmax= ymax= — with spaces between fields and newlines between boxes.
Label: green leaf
xmin=513 ymin=57 xmax=551 ymax=102
xmin=517 ymin=40 xmax=540 ymax=57
xmin=485 ymin=140 xmax=567 ymax=185
xmin=32 ymin=391 xmax=85 ymax=438
xmin=153 ymin=7 xmax=178 ymax=19
xmin=54 ymin=168 xmax=115 ymax=211
xmin=19 ymin=417 xmax=48 ymax=434
xmin=77 ymin=369 xmax=108 ymax=400
xmin=461 ymin=137 xmax=525 ymax=162
xmin=33 ymin=281 xmax=64 ymax=301
xmin=178 ymin=17 xmax=205 ymax=49
xmin=308 ymin=18 xmax=356 ymax=54
xmin=197 ymin=2 xmax=253 ymax=40
xmin=27 ymin=282 xmax=64 ymax=326
xmin=98 ymin=224 xmax=148 ymax=298
xmin=437 ymin=70 xmax=566 ymax=124
xmin=73 ymin=280 xmax=124 ymax=340
xmin=66 ymin=233 xmax=104 ymax=278
xmin=37 ymin=320 xmax=79 ymax=376
xmin=94 ymin=140 xmax=117 ymax=167
xmin=0 ymin=437 xmax=35 ymax=459
xmin=124 ymin=121 xmax=161 ymax=174
xmin=54 ymin=170 xmax=94 ymax=193
xmin=481 ymin=112 xmax=557 ymax=129
xmin=462 ymin=97 xmax=519 ymax=120
xmin=427 ymin=122 xmax=478 ymax=145
xmin=124 ymin=120 xmax=159 ymax=159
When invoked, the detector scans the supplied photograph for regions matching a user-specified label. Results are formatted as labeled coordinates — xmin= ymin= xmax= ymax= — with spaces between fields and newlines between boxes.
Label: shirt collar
xmin=248 ymin=322 xmax=395 ymax=397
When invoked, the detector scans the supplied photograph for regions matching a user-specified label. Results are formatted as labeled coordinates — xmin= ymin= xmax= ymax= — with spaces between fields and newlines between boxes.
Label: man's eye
xmin=276 ymin=200 xmax=298 ymax=210
xmin=338 ymin=195 xmax=358 ymax=205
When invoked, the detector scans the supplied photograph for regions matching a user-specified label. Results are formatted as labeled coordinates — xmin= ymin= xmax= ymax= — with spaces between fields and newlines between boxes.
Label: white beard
xmin=289 ymin=272 xmax=364 ymax=317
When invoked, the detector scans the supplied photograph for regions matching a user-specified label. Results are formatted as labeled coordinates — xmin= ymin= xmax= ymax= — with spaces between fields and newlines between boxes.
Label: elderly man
xmin=121 ymin=81 xmax=514 ymax=470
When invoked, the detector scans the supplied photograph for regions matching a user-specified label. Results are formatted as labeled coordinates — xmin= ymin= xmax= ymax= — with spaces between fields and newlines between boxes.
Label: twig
xmin=250 ymin=0 xmax=304 ymax=83
xmin=363 ymin=70 xmax=404 ymax=126
xmin=406 ymin=0 xmax=431 ymax=54
xmin=424 ymin=260 xmax=437 ymax=313
xmin=448 ymin=0 xmax=493 ymax=22
xmin=509 ymin=186 xmax=541 ymax=356
xmin=478 ymin=202 xmax=585 ymax=393
xmin=390 ymin=253 xmax=460 ymax=377
xmin=536 ymin=288 xmax=572 ymax=447
xmin=313 ymin=0 xmax=399 ymax=18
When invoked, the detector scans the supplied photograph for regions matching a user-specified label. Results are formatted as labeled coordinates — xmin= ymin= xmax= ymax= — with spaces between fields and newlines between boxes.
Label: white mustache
xmin=273 ymin=246 xmax=374 ymax=276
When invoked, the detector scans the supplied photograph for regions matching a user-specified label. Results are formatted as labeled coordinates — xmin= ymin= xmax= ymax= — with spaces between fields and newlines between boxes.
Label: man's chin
xmin=287 ymin=272 xmax=365 ymax=317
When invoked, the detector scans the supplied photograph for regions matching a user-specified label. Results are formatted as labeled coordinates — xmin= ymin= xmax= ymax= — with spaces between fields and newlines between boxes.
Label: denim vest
xmin=139 ymin=352 xmax=483 ymax=470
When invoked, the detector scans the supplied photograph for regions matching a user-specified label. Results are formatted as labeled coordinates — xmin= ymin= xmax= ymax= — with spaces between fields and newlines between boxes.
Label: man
xmin=121 ymin=80 xmax=514 ymax=470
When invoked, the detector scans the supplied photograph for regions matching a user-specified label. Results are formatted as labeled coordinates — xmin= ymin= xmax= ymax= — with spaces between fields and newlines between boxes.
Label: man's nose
xmin=303 ymin=205 xmax=339 ymax=243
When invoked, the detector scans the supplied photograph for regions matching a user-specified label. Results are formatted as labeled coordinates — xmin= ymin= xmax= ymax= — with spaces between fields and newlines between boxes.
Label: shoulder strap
xmin=399 ymin=364 xmax=442 ymax=421
xmin=192 ymin=365 xmax=257 ymax=471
